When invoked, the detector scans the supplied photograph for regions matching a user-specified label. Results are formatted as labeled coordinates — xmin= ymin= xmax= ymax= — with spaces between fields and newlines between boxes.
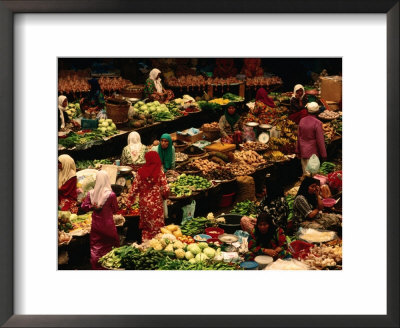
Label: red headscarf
xmin=255 ymin=88 xmax=276 ymax=108
xmin=138 ymin=151 xmax=162 ymax=181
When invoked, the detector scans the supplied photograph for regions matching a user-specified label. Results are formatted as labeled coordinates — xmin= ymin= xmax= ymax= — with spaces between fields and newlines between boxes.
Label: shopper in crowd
xmin=121 ymin=131 xmax=147 ymax=167
xmin=128 ymin=151 xmax=170 ymax=241
xmin=80 ymin=78 xmax=105 ymax=114
xmin=289 ymin=84 xmax=309 ymax=124
xmin=151 ymin=133 xmax=176 ymax=172
xmin=81 ymin=170 xmax=120 ymax=270
xmin=219 ymin=102 xmax=242 ymax=144
xmin=292 ymin=177 xmax=341 ymax=232
xmin=255 ymin=87 xmax=276 ymax=108
xmin=246 ymin=212 xmax=287 ymax=261
xmin=58 ymin=95 xmax=70 ymax=131
xmin=295 ymin=102 xmax=327 ymax=176
xmin=213 ymin=58 xmax=238 ymax=78
xmin=143 ymin=68 xmax=174 ymax=103
xmin=58 ymin=154 xmax=78 ymax=213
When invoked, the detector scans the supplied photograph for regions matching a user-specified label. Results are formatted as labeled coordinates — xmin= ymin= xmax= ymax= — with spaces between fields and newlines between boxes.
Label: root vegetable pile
xmin=226 ymin=162 xmax=256 ymax=176
xmin=234 ymin=150 xmax=266 ymax=167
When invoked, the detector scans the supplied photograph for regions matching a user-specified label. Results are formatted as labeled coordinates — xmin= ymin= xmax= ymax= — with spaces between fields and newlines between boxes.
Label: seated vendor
xmin=219 ymin=102 xmax=242 ymax=144
xmin=121 ymin=131 xmax=147 ymax=167
xmin=246 ymin=212 xmax=288 ymax=261
xmin=250 ymin=88 xmax=278 ymax=124
xmin=292 ymin=177 xmax=341 ymax=233
xmin=289 ymin=84 xmax=309 ymax=124
xmin=80 ymin=78 xmax=105 ymax=115
xmin=58 ymin=154 xmax=78 ymax=213
xmin=143 ymin=68 xmax=174 ymax=103
xmin=151 ymin=133 xmax=176 ymax=172
xmin=58 ymin=95 xmax=70 ymax=131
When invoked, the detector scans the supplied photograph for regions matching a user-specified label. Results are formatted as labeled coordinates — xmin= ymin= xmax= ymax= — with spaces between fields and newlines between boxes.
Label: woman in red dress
xmin=81 ymin=170 xmax=120 ymax=270
xmin=128 ymin=151 xmax=170 ymax=242
xmin=58 ymin=154 xmax=78 ymax=213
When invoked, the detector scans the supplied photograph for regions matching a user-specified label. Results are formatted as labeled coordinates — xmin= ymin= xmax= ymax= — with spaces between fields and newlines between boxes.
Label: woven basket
xmin=105 ymin=100 xmax=129 ymax=124
xmin=203 ymin=129 xmax=221 ymax=141
xmin=120 ymin=85 xmax=144 ymax=99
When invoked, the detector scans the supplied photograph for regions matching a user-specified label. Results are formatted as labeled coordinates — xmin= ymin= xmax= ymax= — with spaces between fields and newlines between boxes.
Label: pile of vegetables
xmin=58 ymin=211 xmax=73 ymax=232
xmin=241 ymin=141 xmax=269 ymax=152
xmin=69 ymin=213 xmax=92 ymax=232
xmin=187 ymin=159 xmax=221 ymax=175
xmin=222 ymin=92 xmax=244 ymax=102
xmin=234 ymin=150 xmax=267 ymax=167
xmin=319 ymin=162 xmax=336 ymax=175
xmin=157 ymin=257 xmax=240 ymax=270
xmin=263 ymin=150 xmax=286 ymax=162
xmin=180 ymin=216 xmax=209 ymax=236
xmin=226 ymin=162 xmax=256 ymax=176
xmin=76 ymin=158 xmax=114 ymax=170
xmin=97 ymin=118 xmax=118 ymax=135
xmin=131 ymin=100 xmax=182 ymax=122
xmin=302 ymin=245 xmax=342 ymax=269
xmin=171 ymin=174 xmax=212 ymax=192
xmin=202 ymin=168 xmax=235 ymax=181
xmin=65 ymin=102 xmax=81 ymax=120
xmin=58 ymin=130 xmax=112 ymax=149
xmin=209 ymin=98 xmax=230 ymax=106
xmin=268 ymin=137 xmax=296 ymax=155
xmin=99 ymin=246 xmax=166 ymax=270
xmin=197 ymin=101 xmax=221 ymax=113
xmin=230 ymin=200 xmax=258 ymax=216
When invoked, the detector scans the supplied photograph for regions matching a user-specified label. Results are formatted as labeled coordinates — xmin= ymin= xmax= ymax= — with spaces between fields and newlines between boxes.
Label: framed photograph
xmin=0 ymin=1 xmax=398 ymax=327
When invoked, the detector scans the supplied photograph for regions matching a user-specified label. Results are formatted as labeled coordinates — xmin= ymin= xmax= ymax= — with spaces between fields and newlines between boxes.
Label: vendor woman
xmin=292 ymin=177 xmax=341 ymax=232
xmin=219 ymin=102 xmax=242 ymax=144
xmin=58 ymin=95 xmax=70 ymax=131
xmin=58 ymin=154 xmax=78 ymax=213
xmin=151 ymin=133 xmax=176 ymax=172
xmin=121 ymin=131 xmax=147 ymax=167
xmin=289 ymin=84 xmax=309 ymax=124
xmin=143 ymin=68 xmax=174 ymax=103
xmin=80 ymin=78 xmax=105 ymax=114
xmin=246 ymin=212 xmax=287 ymax=261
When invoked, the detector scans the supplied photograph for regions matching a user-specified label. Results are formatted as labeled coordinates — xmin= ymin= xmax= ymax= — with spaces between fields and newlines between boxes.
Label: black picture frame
xmin=0 ymin=1 xmax=398 ymax=327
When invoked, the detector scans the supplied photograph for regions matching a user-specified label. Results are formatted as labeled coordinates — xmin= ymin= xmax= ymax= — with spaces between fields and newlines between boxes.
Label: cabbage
xmin=140 ymin=105 xmax=148 ymax=111
xmin=153 ymin=101 xmax=160 ymax=106
xmin=195 ymin=253 xmax=208 ymax=263
xmin=198 ymin=242 xmax=208 ymax=250
xmin=187 ymin=244 xmax=201 ymax=255
xmin=69 ymin=214 xmax=78 ymax=221
xmin=185 ymin=251 xmax=194 ymax=260
xmin=189 ymin=258 xmax=196 ymax=264
xmin=203 ymin=247 xmax=216 ymax=259
xmin=175 ymin=249 xmax=185 ymax=259
xmin=173 ymin=241 xmax=184 ymax=249
xmin=107 ymin=126 xmax=114 ymax=131
xmin=164 ymin=244 xmax=174 ymax=252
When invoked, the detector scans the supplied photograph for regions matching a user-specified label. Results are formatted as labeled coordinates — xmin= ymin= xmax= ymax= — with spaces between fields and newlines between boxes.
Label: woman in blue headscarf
xmin=151 ymin=133 xmax=175 ymax=172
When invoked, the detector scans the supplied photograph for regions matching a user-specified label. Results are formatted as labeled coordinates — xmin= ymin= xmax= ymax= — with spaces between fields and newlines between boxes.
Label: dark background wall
xmin=58 ymin=57 xmax=342 ymax=91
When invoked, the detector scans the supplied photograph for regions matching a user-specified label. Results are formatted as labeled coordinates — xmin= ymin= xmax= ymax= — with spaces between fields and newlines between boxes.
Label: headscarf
xmin=149 ymin=68 xmax=163 ymax=93
xmin=224 ymin=103 xmax=240 ymax=128
xmin=291 ymin=84 xmax=305 ymax=99
xmin=255 ymin=88 xmax=276 ymax=108
xmin=138 ymin=151 xmax=162 ymax=181
xmin=89 ymin=170 xmax=112 ymax=207
xmin=58 ymin=154 xmax=76 ymax=188
xmin=306 ymin=102 xmax=319 ymax=114
xmin=296 ymin=176 xmax=320 ymax=208
xmin=58 ymin=95 xmax=68 ymax=129
xmin=157 ymin=133 xmax=173 ymax=170
xmin=127 ymin=131 xmax=143 ymax=162
xmin=254 ymin=212 xmax=277 ymax=248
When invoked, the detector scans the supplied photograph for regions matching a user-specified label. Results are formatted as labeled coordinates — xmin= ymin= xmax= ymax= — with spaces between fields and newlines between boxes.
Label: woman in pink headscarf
xmin=81 ymin=170 xmax=120 ymax=270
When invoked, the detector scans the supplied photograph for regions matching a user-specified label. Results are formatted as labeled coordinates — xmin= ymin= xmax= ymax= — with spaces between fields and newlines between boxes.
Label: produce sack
xmin=236 ymin=176 xmax=256 ymax=203
xmin=306 ymin=154 xmax=320 ymax=175
xmin=181 ymin=200 xmax=196 ymax=225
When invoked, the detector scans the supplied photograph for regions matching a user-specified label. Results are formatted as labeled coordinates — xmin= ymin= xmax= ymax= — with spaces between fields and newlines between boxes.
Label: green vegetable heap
xmin=180 ymin=216 xmax=209 ymax=236
xmin=230 ymin=200 xmax=258 ymax=216
xmin=157 ymin=257 xmax=241 ymax=270
xmin=222 ymin=92 xmax=244 ymax=102
xmin=76 ymin=159 xmax=114 ymax=170
xmin=319 ymin=162 xmax=336 ymax=175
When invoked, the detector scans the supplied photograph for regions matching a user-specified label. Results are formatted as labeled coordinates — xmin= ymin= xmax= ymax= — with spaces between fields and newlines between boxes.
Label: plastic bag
xmin=181 ymin=200 xmax=196 ymax=225
xmin=234 ymin=230 xmax=250 ymax=243
xmin=306 ymin=154 xmax=320 ymax=174
xmin=96 ymin=109 xmax=108 ymax=120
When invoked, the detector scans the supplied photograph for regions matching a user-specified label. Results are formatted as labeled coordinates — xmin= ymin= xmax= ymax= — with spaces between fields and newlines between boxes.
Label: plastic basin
xmin=322 ymin=198 xmax=336 ymax=207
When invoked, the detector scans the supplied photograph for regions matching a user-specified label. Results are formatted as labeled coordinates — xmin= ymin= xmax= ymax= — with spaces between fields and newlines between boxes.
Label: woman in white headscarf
xmin=81 ymin=170 xmax=120 ymax=270
xmin=58 ymin=154 xmax=78 ymax=212
xmin=58 ymin=95 xmax=70 ymax=130
xmin=121 ymin=131 xmax=147 ymax=167
xmin=289 ymin=84 xmax=309 ymax=124
xmin=143 ymin=68 xmax=174 ymax=103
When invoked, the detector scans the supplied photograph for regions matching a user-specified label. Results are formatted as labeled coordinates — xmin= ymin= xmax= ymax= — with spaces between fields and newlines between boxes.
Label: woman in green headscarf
xmin=151 ymin=133 xmax=176 ymax=172
xmin=219 ymin=102 xmax=242 ymax=143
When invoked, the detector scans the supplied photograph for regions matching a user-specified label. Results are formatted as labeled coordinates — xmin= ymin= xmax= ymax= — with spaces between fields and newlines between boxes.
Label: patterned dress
xmin=120 ymin=145 xmax=147 ymax=166
xmin=130 ymin=170 xmax=170 ymax=241
xmin=58 ymin=176 xmax=78 ymax=214
xmin=143 ymin=79 xmax=174 ymax=103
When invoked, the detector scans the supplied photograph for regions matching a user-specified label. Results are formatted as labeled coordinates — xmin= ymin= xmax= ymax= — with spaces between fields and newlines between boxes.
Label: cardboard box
xmin=204 ymin=142 xmax=236 ymax=153
xmin=176 ymin=130 xmax=204 ymax=143
xmin=320 ymin=76 xmax=342 ymax=103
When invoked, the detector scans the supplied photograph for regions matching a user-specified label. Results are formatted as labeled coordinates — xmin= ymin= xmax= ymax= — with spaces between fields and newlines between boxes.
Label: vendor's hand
xmin=264 ymin=249 xmax=278 ymax=257
xmin=153 ymin=140 xmax=160 ymax=146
